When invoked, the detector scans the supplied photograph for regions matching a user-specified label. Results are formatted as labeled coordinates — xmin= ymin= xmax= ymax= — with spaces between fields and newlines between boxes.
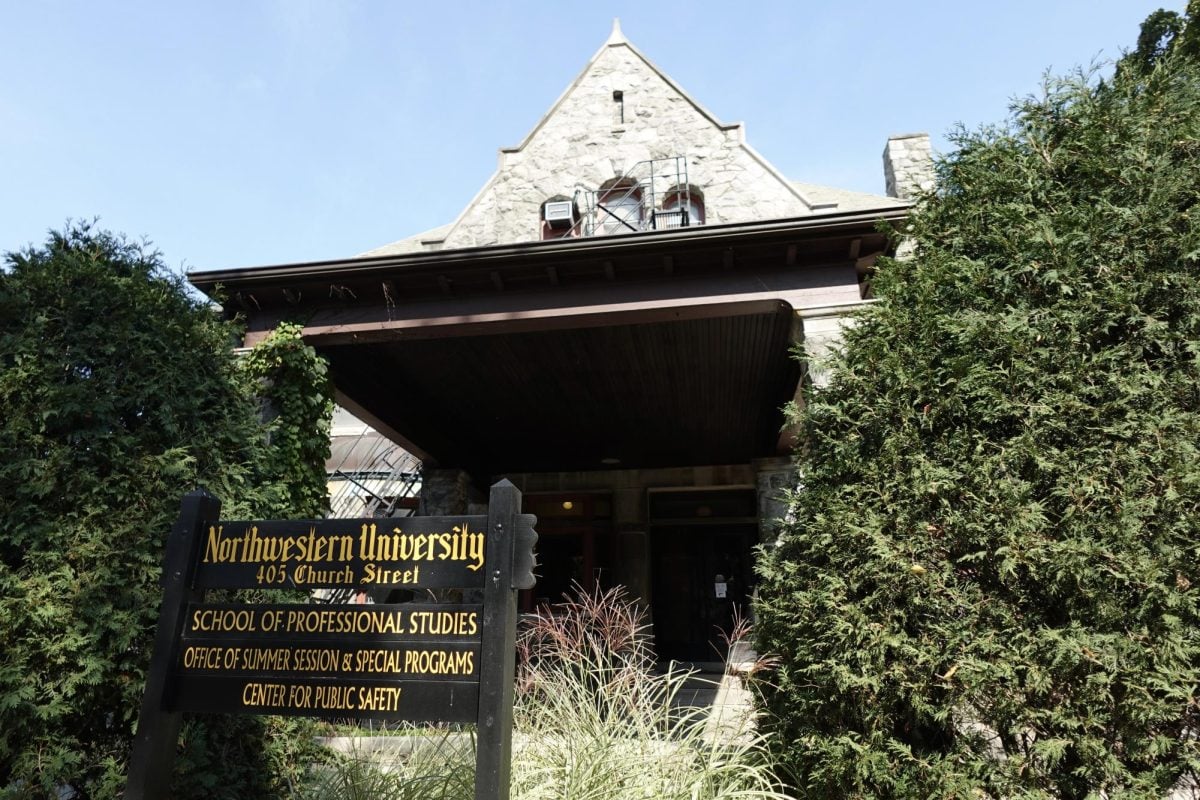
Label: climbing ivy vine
xmin=240 ymin=322 xmax=335 ymax=519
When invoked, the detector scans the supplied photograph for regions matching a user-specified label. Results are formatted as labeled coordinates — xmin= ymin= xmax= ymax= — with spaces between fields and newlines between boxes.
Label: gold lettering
xmin=294 ymin=564 xmax=355 ymax=585
xmin=202 ymin=525 xmax=225 ymax=563
xmin=314 ymin=684 xmax=356 ymax=710
xmin=359 ymin=523 xmax=484 ymax=571
xmin=401 ymin=648 xmax=475 ymax=676
xmin=241 ymin=682 xmax=287 ymax=708
xmin=356 ymin=686 xmax=401 ymax=712
xmin=239 ymin=647 xmax=292 ymax=672
xmin=407 ymin=611 xmax=477 ymax=636
xmin=189 ymin=607 xmax=257 ymax=633
xmin=278 ymin=609 xmax=404 ymax=635
xmin=465 ymin=525 xmax=484 ymax=571
xmin=292 ymin=648 xmax=340 ymax=672
xmin=182 ymin=645 xmax=225 ymax=670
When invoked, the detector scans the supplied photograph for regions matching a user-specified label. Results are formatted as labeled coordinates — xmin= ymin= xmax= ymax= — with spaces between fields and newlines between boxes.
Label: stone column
xmin=418 ymin=468 xmax=484 ymax=515
xmin=777 ymin=303 xmax=863 ymax=453
xmin=796 ymin=304 xmax=860 ymax=390
xmin=753 ymin=457 xmax=794 ymax=545
xmin=409 ymin=468 xmax=486 ymax=604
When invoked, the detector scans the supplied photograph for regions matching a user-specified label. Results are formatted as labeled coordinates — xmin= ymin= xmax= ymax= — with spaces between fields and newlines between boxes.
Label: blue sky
xmin=0 ymin=1 xmax=1183 ymax=274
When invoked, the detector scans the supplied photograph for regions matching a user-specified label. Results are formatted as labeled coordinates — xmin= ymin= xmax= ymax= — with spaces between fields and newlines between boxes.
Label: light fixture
xmin=562 ymin=501 xmax=574 ymax=511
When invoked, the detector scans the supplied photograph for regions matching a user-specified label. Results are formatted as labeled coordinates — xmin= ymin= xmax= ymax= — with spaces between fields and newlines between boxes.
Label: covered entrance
xmin=187 ymin=211 xmax=901 ymax=658
xmin=649 ymin=489 xmax=757 ymax=664
xmin=520 ymin=492 xmax=614 ymax=610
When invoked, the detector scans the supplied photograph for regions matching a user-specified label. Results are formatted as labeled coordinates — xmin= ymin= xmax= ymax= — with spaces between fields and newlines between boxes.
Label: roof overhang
xmin=190 ymin=208 xmax=906 ymax=475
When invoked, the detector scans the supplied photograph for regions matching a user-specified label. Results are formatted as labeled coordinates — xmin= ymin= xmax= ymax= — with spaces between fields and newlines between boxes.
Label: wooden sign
xmin=125 ymin=480 xmax=536 ymax=800
xmin=193 ymin=516 xmax=506 ymax=590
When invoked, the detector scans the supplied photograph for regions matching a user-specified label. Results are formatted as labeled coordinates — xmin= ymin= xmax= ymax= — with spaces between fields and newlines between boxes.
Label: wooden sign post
xmin=126 ymin=480 xmax=536 ymax=800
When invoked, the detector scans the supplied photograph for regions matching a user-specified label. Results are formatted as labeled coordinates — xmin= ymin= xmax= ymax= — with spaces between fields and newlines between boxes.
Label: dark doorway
xmin=649 ymin=489 xmax=756 ymax=664
xmin=521 ymin=492 xmax=613 ymax=611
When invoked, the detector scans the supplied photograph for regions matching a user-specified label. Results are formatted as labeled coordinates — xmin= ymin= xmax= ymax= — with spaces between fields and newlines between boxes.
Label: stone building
xmin=190 ymin=21 xmax=932 ymax=666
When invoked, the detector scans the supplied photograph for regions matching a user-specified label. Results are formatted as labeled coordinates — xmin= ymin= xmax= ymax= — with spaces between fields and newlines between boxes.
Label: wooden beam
xmin=546 ymin=265 xmax=559 ymax=286
xmin=331 ymin=383 xmax=434 ymax=464
xmin=239 ymin=264 xmax=865 ymax=347
xmin=293 ymin=298 xmax=787 ymax=346
xmin=125 ymin=491 xmax=220 ymax=800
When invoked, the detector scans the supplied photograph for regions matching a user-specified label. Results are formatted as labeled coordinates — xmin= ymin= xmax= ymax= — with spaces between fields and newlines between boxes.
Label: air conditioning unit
xmin=544 ymin=201 xmax=576 ymax=229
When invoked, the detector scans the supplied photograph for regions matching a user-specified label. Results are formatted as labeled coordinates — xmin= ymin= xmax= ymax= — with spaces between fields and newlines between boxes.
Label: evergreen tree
xmin=755 ymin=5 xmax=1200 ymax=798
xmin=0 ymin=222 xmax=331 ymax=798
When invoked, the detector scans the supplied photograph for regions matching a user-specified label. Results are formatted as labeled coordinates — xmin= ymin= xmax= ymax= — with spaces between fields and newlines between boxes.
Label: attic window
xmin=596 ymin=178 xmax=642 ymax=235
xmin=612 ymin=90 xmax=625 ymax=125
xmin=657 ymin=185 xmax=705 ymax=229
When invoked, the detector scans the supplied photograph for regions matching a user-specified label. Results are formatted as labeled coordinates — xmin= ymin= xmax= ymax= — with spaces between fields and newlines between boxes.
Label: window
xmin=657 ymin=185 xmax=705 ymax=229
xmin=596 ymin=177 xmax=642 ymax=235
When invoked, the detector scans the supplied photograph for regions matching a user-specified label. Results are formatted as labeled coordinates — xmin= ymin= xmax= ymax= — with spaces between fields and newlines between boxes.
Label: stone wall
xmin=441 ymin=38 xmax=811 ymax=249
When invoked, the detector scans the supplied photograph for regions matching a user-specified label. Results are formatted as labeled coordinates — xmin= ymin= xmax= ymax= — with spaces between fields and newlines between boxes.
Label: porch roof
xmin=189 ymin=208 xmax=906 ymax=476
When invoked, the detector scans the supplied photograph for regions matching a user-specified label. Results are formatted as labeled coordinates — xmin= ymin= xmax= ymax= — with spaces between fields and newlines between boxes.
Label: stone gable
xmin=439 ymin=30 xmax=813 ymax=249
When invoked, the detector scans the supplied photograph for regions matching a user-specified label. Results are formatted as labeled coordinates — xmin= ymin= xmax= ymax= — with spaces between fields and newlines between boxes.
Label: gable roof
xmin=361 ymin=20 xmax=904 ymax=256
xmin=792 ymin=182 xmax=906 ymax=213
xmin=359 ymin=223 xmax=453 ymax=257
xmin=504 ymin=19 xmax=740 ymax=158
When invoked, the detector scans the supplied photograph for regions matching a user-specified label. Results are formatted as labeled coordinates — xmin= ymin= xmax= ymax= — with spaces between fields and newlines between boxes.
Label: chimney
xmin=883 ymin=133 xmax=934 ymax=200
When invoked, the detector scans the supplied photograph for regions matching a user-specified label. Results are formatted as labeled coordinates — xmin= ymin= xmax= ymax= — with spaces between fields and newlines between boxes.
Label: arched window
xmin=659 ymin=185 xmax=705 ymax=229
xmin=596 ymin=178 xmax=643 ymax=235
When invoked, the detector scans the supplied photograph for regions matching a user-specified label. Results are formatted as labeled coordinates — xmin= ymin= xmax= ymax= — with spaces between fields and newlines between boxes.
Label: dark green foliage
xmin=1121 ymin=3 xmax=1200 ymax=79
xmin=0 ymin=222 xmax=333 ymax=798
xmin=754 ymin=7 xmax=1200 ymax=798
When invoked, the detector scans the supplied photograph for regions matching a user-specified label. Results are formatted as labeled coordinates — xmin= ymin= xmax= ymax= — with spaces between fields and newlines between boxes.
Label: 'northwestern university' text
xmin=193 ymin=516 xmax=505 ymax=589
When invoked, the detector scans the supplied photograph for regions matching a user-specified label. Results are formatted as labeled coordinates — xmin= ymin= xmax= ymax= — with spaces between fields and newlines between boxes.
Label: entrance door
xmin=521 ymin=492 xmax=613 ymax=611
xmin=649 ymin=489 xmax=756 ymax=664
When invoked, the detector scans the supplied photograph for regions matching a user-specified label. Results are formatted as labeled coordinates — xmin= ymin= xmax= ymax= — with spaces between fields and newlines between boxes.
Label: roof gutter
xmin=188 ymin=207 xmax=909 ymax=293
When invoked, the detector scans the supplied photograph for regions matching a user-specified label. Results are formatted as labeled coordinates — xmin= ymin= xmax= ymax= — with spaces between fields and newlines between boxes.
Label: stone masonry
xmin=883 ymin=133 xmax=935 ymax=200
xmin=439 ymin=23 xmax=815 ymax=249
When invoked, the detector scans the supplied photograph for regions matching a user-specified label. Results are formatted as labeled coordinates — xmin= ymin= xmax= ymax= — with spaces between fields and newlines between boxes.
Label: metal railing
xmin=315 ymin=425 xmax=423 ymax=605
xmin=558 ymin=155 xmax=696 ymax=238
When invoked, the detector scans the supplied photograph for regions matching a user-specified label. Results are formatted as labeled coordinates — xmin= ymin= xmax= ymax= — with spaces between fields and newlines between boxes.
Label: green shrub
xmin=754 ymin=6 xmax=1200 ymax=798
xmin=0 ymin=222 xmax=333 ymax=798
